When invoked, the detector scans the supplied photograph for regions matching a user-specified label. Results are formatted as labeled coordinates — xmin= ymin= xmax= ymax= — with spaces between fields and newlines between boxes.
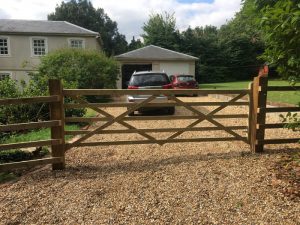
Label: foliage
xmin=34 ymin=48 xmax=119 ymax=89
xmin=141 ymin=9 xmax=266 ymax=82
xmin=280 ymin=112 xmax=300 ymax=132
xmin=32 ymin=48 xmax=119 ymax=103
xmin=48 ymin=0 xmax=128 ymax=56
xmin=0 ymin=172 xmax=18 ymax=183
xmin=258 ymin=0 xmax=300 ymax=80
xmin=0 ymin=149 xmax=33 ymax=163
xmin=128 ymin=36 xmax=144 ymax=51
xmin=0 ymin=125 xmax=79 ymax=144
xmin=0 ymin=78 xmax=48 ymax=126
xmin=180 ymin=26 xmax=227 ymax=82
xmin=142 ymin=12 xmax=181 ymax=51
xmin=0 ymin=147 xmax=49 ymax=164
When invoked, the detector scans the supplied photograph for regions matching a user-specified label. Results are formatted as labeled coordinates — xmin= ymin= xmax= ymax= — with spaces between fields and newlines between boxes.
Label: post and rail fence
xmin=0 ymin=66 xmax=299 ymax=171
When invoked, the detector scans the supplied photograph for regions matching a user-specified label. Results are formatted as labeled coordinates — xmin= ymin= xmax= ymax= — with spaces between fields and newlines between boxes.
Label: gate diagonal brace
xmin=69 ymin=96 xmax=159 ymax=145
xmin=166 ymin=94 xmax=248 ymax=143
xmin=67 ymin=95 xmax=158 ymax=149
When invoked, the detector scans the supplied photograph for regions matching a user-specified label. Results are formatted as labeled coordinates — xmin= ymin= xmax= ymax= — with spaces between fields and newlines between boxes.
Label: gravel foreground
xmin=0 ymin=96 xmax=299 ymax=224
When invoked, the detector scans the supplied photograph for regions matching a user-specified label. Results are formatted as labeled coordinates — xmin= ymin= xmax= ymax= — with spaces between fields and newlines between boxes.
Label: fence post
xmin=49 ymin=79 xmax=65 ymax=170
xmin=249 ymin=65 xmax=268 ymax=152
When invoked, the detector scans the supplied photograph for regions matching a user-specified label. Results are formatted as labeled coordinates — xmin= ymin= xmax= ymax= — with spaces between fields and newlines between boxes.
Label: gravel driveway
xmin=0 ymin=96 xmax=299 ymax=224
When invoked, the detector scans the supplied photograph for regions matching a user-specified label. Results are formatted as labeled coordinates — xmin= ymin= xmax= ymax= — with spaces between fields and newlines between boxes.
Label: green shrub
xmin=0 ymin=147 xmax=49 ymax=164
xmin=0 ymin=149 xmax=33 ymax=163
xmin=0 ymin=79 xmax=48 ymax=127
xmin=32 ymin=48 xmax=119 ymax=89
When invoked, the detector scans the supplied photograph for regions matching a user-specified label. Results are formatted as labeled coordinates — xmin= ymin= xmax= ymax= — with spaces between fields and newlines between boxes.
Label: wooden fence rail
xmin=0 ymin=65 xmax=299 ymax=172
xmin=0 ymin=80 xmax=64 ymax=172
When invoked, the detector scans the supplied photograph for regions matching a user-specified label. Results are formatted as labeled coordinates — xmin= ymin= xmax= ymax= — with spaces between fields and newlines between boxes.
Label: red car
xmin=170 ymin=74 xmax=198 ymax=90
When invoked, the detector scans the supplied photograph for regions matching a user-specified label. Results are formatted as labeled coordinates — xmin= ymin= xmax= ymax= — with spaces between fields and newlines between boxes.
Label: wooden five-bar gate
xmin=0 ymin=66 xmax=299 ymax=171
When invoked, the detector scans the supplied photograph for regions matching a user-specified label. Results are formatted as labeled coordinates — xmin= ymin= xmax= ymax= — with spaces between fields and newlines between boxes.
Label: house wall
xmin=0 ymin=34 xmax=101 ymax=83
xmin=158 ymin=61 xmax=195 ymax=77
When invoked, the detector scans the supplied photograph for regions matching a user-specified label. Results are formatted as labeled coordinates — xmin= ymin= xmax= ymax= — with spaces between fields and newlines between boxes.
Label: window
xmin=0 ymin=72 xmax=11 ymax=80
xmin=0 ymin=37 xmax=10 ymax=56
xmin=69 ymin=38 xmax=85 ymax=49
xmin=31 ymin=37 xmax=47 ymax=56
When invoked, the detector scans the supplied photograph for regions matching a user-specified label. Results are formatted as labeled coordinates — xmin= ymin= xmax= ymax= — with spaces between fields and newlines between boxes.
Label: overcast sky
xmin=0 ymin=0 xmax=242 ymax=41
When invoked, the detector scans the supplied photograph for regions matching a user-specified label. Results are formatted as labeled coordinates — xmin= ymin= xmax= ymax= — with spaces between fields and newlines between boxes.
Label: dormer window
xmin=68 ymin=38 xmax=85 ymax=49
xmin=31 ymin=37 xmax=48 ymax=56
xmin=0 ymin=37 xmax=10 ymax=56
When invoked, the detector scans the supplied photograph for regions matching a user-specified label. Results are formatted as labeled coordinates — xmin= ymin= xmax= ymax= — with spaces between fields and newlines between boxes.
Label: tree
xmin=257 ymin=0 xmax=300 ymax=81
xmin=218 ymin=0 xmax=265 ymax=80
xmin=142 ymin=12 xmax=181 ymax=51
xmin=48 ymin=0 xmax=128 ymax=56
xmin=128 ymin=36 xmax=143 ymax=51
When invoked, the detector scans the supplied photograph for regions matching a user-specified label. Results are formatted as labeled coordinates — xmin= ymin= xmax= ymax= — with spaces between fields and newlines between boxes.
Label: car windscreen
xmin=177 ymin=76 xmax=195 ymax=82
xmin=129 ymin=74 xmax=170 ymax=86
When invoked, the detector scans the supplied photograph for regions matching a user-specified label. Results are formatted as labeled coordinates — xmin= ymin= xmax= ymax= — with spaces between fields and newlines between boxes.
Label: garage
xmin=115 ymin=45 xmax=198 ymax=89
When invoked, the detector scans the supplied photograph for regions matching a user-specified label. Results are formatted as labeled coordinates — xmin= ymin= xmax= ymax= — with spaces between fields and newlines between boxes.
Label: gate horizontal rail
xmin=66 ymin=137 xmax=247 ymax=148
xmin=64 ymin=101 xmax=249 ymax=109
xmin=65 ymin=114 xmax=249 ymax=123
xmin=63 ymin=89 xmax=250 ymax=96
xmin=0 ymin=80 xmax=65 ymax=171
xmin=65 ymin=125 xmax=248 ymax=135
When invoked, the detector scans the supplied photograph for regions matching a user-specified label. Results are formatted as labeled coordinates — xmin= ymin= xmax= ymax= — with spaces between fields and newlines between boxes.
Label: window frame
xmin=0 ymin=71 xmax=12 ymax=80
xmin=0 ymin=36 xmax=11 ymax=57
xmin=68 ymin=38 xmax=85 ymax=49
xmin=30 ymin=36 xmax=48 ymax=57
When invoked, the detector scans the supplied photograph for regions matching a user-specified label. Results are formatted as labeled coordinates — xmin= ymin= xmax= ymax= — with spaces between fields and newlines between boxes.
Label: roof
xmin=133 ymin=71 xmax=167 ymax=75
xmin=0 ymin=19 xmax=99 ymax=36
xmin=115 ymin=45 xmax=198 ymax=61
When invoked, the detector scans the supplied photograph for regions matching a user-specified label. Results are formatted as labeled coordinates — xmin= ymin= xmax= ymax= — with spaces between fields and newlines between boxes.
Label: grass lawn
xmin=200 ymin=80 xmax=300 ymax=105
xmin=0 ymin=124 xmax=80 ymax=144
xmin=1 ymin=108 xmax=99 ymax=145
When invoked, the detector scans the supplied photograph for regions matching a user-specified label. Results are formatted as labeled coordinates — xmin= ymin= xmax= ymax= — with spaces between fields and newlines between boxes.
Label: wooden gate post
xmin=249 ymin=65 xmax=268 ymax=152
xmin=49 ymin=79 xmax=65 ymax=170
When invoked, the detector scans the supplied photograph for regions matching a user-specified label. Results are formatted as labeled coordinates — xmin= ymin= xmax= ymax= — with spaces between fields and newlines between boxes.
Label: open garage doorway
xmin=121 ymin=64 xmax=152 ymax=89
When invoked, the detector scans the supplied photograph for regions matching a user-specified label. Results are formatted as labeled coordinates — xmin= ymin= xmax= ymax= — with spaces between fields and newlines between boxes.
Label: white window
xmin=31 ymin=37 xmax=48 ymax=56
xmin=68 ymin=38 xmax=85 ymax=49
xmin=0 ymin=72 xmax=12 ymax=80
xmin=0 ymin=37 xmax=10 ymax=56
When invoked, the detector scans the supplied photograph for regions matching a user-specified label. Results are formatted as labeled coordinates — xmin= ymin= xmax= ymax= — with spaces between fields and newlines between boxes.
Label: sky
xmin=0 ymin=0 xmax=242 ymax=41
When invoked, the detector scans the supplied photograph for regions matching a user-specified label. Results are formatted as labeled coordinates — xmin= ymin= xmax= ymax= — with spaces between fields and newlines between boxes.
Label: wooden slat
xmin=0 ymin=157 xmax=63 ymax=172
xmin=257 ymin=138 xmax=299 ymax=145
xmin=63 ymin=89 xmax=250 ymax=96
xmin=67 ymin=95 xmax=157 ymax=149
xmin=267 ymin=86 xmax=300 ymax=91
xmin=168 ymin=95 xmax=248 ymax=143
xmin=0 ymin=95 xmax=59 ymax=105
xmin=166 ymin=93 xmax=248 ymax=141
xmin=264 ymin=107 xmax=300 ymax=113
xmin=259 ymin=123 xmax=289 ymax=129
xmin=68 ymin=96 xmax=159 ymax=144
xmin=67 ymin=137 xmax=247 ymax=147
xmin=65 ymin=114 xmax=249 ymax=122
xmin=64 ymin=101 xmax=248 ymax=109
xmin=0 ymin=120 xmax=61 ymax=132
xmin=65 ymin=126 xmax=248 ymax=135
xmin=0 ymin=139 xmax=61 ymax=151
